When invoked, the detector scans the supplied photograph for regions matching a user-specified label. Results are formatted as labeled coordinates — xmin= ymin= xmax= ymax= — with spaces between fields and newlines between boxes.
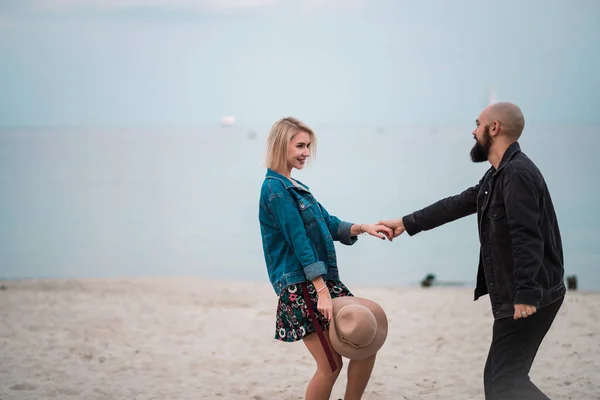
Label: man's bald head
xmin=483 ymin=102 xmax=525 ymax=140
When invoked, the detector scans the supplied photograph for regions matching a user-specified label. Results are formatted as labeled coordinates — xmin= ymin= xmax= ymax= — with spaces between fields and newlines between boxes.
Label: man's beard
xmin=470 ymin=125 xmax=492 ymax=163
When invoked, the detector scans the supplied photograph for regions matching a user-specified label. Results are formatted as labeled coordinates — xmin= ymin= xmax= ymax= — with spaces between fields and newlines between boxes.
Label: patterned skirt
xmin=274 ymin=280 xmax=353 ymax=342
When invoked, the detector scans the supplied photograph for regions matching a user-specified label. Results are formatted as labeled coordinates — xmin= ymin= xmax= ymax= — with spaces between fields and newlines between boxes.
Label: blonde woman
xmin=258 ymin=117 xmax=392 ymax=400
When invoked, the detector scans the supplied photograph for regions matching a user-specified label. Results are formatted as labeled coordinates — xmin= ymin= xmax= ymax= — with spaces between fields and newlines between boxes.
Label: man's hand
xmin=513 ymin=304 xmax=537 ymax=320
xmin=377 ymin=218 xmax=406 ymax=240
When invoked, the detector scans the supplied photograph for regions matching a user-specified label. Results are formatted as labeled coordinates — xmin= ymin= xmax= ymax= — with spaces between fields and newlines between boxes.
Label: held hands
xmin=355 ymin=219 xmax=404 ymax=241
xmin=357 ymin=223 xmax=394 ymax=241
xmin=377 ymin=218 xmax=406 ymax=240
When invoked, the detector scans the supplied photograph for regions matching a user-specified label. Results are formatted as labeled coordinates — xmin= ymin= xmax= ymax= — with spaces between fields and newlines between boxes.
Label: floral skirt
xmin=275 ymin=280 xmax=353 ymax=342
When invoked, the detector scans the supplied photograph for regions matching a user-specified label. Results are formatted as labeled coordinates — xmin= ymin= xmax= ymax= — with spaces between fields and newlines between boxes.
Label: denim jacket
xmin=259 ymin=169 xmax=358 ymax=296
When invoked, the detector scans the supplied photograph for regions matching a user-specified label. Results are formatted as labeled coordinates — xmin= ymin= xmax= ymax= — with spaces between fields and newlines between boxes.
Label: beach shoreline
xmin=1 ymin=277 xmax=598 ymax=399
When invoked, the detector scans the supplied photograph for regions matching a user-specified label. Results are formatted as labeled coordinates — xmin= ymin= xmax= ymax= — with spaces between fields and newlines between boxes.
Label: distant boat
xmin=220 ymin=116 xmax=235 ymax=127
xmin=488 ymin=87 xmax=497 ymax=105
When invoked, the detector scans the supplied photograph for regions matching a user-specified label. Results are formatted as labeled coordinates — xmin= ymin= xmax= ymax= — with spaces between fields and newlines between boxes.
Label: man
xmin=380 ymin=102 xmax=566 ymax=399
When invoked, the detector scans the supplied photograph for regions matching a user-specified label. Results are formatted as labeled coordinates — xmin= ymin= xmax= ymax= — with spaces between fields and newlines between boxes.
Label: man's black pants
xmin=484 ymin=296 xmax=564 ymax=399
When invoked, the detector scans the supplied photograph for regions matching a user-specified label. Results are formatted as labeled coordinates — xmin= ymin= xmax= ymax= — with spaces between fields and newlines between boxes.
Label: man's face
xmin=470 ymin=115 xmax=492 ymax=163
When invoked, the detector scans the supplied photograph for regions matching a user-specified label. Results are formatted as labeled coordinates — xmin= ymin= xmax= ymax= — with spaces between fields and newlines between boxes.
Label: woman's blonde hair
xmin=264 ymin=117 xmax=317 ymax=172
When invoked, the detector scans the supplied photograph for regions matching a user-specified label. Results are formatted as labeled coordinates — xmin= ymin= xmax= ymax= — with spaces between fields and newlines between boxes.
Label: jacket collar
xmin=493 ymin=141 xmax=521 ymax=175
xmin=265 ymin=168 xmax=311 ymax=191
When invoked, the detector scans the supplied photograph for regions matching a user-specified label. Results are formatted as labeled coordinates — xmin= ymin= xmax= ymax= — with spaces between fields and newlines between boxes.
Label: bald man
xmin=380 ymin=102 xmax=565 ymax=399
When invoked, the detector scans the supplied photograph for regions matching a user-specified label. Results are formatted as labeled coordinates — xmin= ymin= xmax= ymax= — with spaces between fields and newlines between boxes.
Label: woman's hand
xmin=358 ymin=223 xmax=394 ymax=241
xmin=316 ymin=288 xmax=333 ymax=321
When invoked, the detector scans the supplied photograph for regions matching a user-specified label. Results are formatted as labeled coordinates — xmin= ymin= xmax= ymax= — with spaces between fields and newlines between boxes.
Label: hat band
xmin=340 ymin=335 xmax=371 ymax=349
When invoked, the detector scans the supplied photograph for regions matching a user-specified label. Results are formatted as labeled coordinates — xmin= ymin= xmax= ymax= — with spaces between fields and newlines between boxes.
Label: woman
xmin=258 ymin=117 xmax=392 ymax=400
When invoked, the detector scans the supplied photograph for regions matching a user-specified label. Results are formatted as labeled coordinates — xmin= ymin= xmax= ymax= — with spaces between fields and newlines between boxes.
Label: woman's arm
xmin=350 ymin=224 xmax=364 ymax=236
xmin=318 ymin=203 xmax=393 ymax=243
xmin=312 ymin=276 xmax=328 ymax=292
xmin=317 ymin=203 xmax=356 ymax=245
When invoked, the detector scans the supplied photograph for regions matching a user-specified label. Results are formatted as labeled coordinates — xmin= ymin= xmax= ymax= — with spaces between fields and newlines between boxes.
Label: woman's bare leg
xmin=302 ymin=330 xmax=343 ymax=400
xmin=343 ymin=353 xmax=377 ymax=400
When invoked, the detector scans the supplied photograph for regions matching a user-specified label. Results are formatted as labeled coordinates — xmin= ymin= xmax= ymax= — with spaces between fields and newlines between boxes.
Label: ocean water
xmin=1 ymin=125 xmax=598 ymax=291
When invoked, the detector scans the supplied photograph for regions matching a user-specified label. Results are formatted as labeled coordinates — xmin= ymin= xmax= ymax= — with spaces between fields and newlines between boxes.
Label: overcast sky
xmin=0 ymin=0 xmax=598 ymax=126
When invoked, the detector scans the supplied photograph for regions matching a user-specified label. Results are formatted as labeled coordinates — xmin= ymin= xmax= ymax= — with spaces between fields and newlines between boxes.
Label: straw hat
xmin=329 ymin=296 xmax=388 ymax=360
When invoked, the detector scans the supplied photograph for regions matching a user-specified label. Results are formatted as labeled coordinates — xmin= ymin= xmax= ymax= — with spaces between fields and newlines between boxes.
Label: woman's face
xmin=287 ymin=131 xmax=311 ymax=171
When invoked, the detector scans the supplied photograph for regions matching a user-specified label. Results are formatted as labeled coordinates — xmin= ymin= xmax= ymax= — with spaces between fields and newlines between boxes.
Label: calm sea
xmin=1 ymin=125 xmax=598 ymax=291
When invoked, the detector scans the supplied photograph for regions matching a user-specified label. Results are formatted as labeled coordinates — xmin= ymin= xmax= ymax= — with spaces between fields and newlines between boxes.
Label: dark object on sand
xmin=566 ymin=275 xmax=577 ymax=291
xmin=421 ymin=273 xmax=436 ymax=288
xmin=0 ymin=283 xmax=6 ymax=291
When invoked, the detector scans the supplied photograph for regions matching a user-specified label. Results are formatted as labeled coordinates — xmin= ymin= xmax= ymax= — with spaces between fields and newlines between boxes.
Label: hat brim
xmin=329 ymin=296 xmax=388 ymax=360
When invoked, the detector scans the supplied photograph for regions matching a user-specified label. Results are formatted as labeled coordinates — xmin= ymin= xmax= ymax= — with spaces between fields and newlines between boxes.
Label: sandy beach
xmin=0 ymin=277 xmax=598 ymax=399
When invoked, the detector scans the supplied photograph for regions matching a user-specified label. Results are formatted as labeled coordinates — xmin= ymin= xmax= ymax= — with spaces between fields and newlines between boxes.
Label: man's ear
xmin=489 ymin=120 xmax=500 ymax=136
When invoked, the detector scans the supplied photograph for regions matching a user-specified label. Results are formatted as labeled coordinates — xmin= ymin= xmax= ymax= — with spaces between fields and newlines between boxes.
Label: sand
xmin=0 ymin=277 xmax=598 ymax=399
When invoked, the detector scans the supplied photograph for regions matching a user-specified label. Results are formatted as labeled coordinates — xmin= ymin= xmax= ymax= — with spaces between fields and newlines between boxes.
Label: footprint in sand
xmin=50 ymin=387 xmax=81 ymax=396
xmin=10 ymin=383 xmax=37 ymax=391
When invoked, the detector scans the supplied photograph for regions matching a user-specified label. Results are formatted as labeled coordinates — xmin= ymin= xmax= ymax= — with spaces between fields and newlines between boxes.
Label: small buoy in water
xmin=221 ymin=116 xmax=235 ymax=126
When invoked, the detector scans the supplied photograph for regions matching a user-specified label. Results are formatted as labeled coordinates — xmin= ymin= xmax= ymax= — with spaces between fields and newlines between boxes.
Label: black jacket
xmin=402 ymin=142 xmax=566 ymax=319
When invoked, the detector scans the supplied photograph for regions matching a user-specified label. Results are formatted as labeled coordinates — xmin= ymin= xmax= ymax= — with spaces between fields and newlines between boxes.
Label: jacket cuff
xmin=402 ymin=214 xmax=421 ymax=236
xmin=337 ymin=221 xmax=358 ymax=245
xmin=514 ymin=289 xmax=542 ymax=306
xmin=303 ymin=261 xmax=328 ymax=281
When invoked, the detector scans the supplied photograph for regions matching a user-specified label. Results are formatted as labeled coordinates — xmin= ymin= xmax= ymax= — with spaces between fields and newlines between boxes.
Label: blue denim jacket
xmin=259 ymin=169 xmax=358 ymax=296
